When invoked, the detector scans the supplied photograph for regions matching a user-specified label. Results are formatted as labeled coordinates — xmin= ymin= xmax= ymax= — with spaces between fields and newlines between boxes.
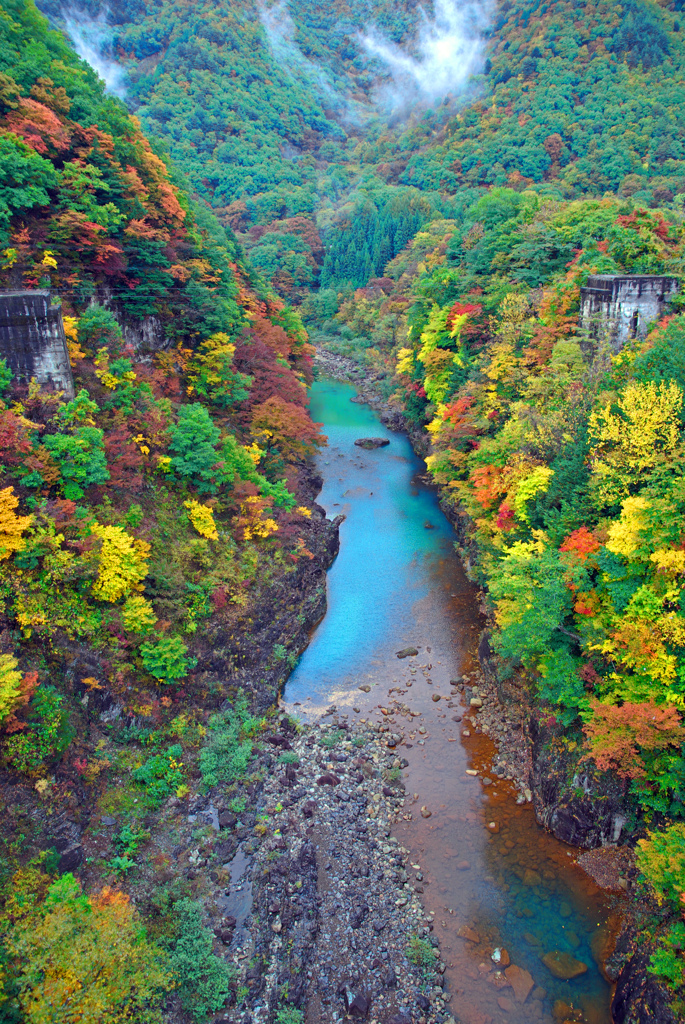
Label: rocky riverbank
xmin=0 ymin=435 xmax=470 ymax=1024
xmin=216 ymin=715 xmax=454 ymax=1024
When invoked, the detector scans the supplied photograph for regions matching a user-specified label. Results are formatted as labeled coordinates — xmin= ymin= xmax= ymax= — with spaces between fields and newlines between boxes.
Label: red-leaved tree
xmin=250 ymin=396 xmax=326 ymax=462
xmin=583 ymin=699 xmax=685 ymax=779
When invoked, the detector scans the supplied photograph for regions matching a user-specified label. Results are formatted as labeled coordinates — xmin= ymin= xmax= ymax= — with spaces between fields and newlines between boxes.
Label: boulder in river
xmin=541 ymin=950 xmax=588 ymax=979
xmin=316 ymin=772 xmax=340 ymax=786
xmin=354 ymin=437 xmax=390 ymax=449
xmin=396 ymin=647 xmax=419 ymax=658
xmin=339 ymin=982 xmax=371 ymax=1017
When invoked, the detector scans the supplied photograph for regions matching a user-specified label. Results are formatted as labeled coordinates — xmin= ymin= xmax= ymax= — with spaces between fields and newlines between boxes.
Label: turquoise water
xmin=287 ymin=379 xmax=473 ymax=708
xmin=286 ymin=380 xmax=618 ymax=1024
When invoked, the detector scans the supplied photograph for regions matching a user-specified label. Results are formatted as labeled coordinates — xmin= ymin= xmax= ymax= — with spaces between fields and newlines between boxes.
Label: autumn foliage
xmin=250 ymin=396 xmax=326 ymax=461
xmin=1 ymin=870 xmax=172 ymax=1023
xmin=583 ymin=700 xmax=685 ymax=779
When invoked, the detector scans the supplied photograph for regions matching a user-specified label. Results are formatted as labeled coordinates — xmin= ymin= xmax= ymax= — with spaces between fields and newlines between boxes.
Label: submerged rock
xmin=354 ymin=437 xmax=390 ymax=449
xmin=504 ymin=964 xmax=535 ymax=1003
xmin=541 ymin=950 xmax=588 ymax=979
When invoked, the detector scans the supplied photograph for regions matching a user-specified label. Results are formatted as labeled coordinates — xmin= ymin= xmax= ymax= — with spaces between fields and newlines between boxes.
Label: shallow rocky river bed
xmin=279 ymin=379 xmax=622 ymax=1024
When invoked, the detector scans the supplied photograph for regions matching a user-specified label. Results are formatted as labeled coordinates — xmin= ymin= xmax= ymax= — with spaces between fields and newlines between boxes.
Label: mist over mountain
xmin=362 ymin=0 xmax=493 ymax=107
xmin=35 ymin=0 xmax=685 ymax=302
xmin=61 ymin=5 xmax=127 ymax=96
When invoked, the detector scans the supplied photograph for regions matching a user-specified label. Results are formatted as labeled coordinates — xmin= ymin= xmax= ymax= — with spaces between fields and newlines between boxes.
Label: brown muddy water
xmin=284 ymin=380 xmax=622 ymax=1024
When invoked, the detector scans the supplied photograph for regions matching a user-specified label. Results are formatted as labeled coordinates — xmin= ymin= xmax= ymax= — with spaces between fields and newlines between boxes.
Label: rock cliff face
xmin=92 ymin=287 xmax=171 ymax=357
xmin=0 ymin=290 xmax=74 ymax=396
xmin=196 ymin=492 xmax=341 ymax=713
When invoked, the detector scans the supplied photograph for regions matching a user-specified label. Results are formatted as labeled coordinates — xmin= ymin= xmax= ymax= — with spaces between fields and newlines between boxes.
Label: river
xmin=285 ymin=378 xmax=618 ymax=1024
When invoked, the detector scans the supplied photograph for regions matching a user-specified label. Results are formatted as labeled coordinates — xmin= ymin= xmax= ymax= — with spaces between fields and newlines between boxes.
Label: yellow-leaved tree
xmin=588 ymin=380 xmax=683 ymax=505
xmin=184 ymin=499 xmax=218 ymax=540
xmin=0 ymin=486 xmax=32 ymax=560
xmin=187 ymin=332 xmax=251 ymax=407
xmin=121 ymin=595 xmax=157 ymax=635
xmin=0 ymin=654 xmax=24 ymax=725
xmin=236 ymin=496 xmax=278 ymax=541
xmin=0 ymin=869 xmax=172 ymax=1024
xmin=91 ymin=524 xmax=150 ymax=603
xmin=480 ymin=293 xmax=532 ymax=411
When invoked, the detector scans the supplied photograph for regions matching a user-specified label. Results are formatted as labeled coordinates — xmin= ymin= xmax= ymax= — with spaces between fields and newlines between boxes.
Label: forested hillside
xmin=319 ymin=159 xmax=685 ymax=1021
xmin=35 ymin=0 xmax=685 ymax=298
xmin=0 ymin=3 xmax=330 ymax=1019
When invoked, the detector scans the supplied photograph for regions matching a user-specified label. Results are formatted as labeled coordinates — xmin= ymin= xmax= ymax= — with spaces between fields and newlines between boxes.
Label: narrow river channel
xmin=285 ymin=378 xmax=618 ymax=1024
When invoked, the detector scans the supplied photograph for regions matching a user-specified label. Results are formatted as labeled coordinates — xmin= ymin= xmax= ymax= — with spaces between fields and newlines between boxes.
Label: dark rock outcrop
xmin=612 ymin=945 xmax=680 ymax=1024
xmin=192 ymin=492 xmax=340 ymax=712
xmin=528 ymin=714 xmax=631 ymax=848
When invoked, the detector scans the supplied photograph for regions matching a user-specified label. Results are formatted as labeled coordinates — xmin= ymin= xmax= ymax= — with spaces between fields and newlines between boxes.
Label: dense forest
xmin=3 ymin=0 xmax=685 ymax=1019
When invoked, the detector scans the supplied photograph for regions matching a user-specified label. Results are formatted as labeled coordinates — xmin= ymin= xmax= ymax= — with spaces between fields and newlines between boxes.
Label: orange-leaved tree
xmin=583 ymin=699 xmax=685 ymax=779
xmin=250 ymin=396 xmax=326 ymax=461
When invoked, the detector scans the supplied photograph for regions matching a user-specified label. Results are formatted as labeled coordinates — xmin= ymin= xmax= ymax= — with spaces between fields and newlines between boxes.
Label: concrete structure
xmin=0 ymin=290 xmax=74 ymax=397
xmin=579 ymin=275 xmax=678 ymax=351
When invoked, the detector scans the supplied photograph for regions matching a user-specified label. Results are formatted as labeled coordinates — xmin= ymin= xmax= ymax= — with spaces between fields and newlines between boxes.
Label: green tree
xmin=42 ymin=427 xmax=110 ymax=499
xmin=163 ymin=899 xmax=233 ymax=1019
xmin=0 ymin=134 xmax=57 ymax=244
xmin=140 ymin=635 xmax=193 ymax=685
xmin=169 ymin=404 xmax=221 ymax=493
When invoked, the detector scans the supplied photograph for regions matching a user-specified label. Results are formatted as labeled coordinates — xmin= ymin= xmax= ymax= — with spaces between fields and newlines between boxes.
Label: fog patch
xmin=62 ymin=6 xmax=127 ymax=98
xmin=258 ymin=1 xmax=359 ymax=121
xmin=361 ymin=0 xmax=492 ymax=108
